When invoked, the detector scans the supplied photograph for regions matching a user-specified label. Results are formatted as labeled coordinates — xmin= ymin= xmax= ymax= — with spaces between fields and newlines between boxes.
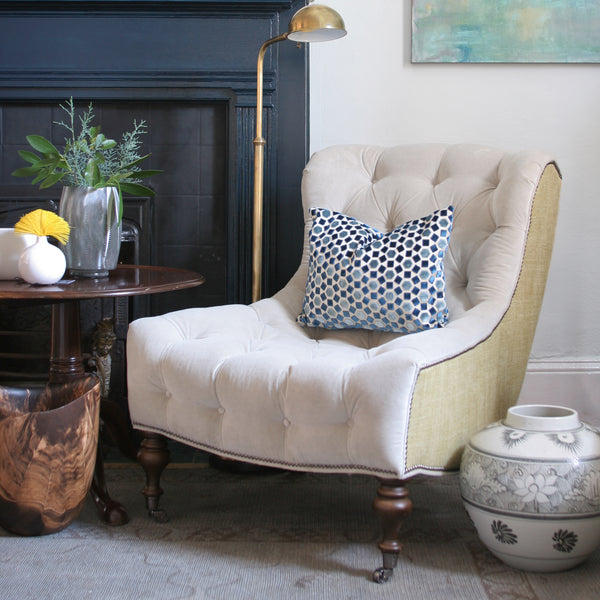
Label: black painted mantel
xmin=0 ymin=0 xmax=309 ymax=303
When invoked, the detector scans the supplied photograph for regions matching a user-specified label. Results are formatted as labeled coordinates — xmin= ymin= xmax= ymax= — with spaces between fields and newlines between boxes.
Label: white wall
xmin=309 ymin=0 xmax=600 ymax=423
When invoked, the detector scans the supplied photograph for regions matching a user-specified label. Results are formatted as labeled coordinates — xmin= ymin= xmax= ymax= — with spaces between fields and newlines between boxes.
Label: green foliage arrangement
xmin=12 ymin=98 xmax=162 ymax=219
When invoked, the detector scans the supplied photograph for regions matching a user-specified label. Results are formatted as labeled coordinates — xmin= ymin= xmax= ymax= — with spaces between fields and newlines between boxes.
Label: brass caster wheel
xmin=372 ymin=567 xmax=393 ymax=583
xmin=149 ymin=508 xmax=169 ymax=523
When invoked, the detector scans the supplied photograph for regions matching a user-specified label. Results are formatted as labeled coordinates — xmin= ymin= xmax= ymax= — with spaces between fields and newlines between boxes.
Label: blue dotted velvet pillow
xmin=297 ymin=206 xmax=454 ymax=333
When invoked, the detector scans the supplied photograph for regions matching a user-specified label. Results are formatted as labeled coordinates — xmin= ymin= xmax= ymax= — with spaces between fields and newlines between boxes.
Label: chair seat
xmin=127 ymin=296 xmax=510 ymax=477
xmin=128 ymin=300 xmax=411 ymax=475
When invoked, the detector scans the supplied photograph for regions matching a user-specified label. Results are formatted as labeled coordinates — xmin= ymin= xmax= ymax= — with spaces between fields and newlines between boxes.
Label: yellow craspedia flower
xmin=14 ymin=209 xmax=70 ymax=245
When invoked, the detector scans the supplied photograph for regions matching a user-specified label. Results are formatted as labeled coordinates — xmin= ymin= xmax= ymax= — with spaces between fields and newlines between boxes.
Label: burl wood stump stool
xmin=0 ymin=375 xmax=100 ymax=536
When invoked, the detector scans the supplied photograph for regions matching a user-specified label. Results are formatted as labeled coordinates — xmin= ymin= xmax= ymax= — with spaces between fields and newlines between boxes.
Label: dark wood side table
xmin=0 ymin=264 xmax=205 ymax=526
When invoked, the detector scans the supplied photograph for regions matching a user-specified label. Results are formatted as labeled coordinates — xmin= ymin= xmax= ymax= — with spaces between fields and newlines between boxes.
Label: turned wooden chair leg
xmin=137 ymin=431 xmax=170 ymax=522
xmin=372 ymin=478 xmax=412 ymax=583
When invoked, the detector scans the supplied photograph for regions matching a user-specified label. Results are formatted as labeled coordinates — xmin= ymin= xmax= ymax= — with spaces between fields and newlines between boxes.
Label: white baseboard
xmin=519 ymin=361 xmax=600 ymax=427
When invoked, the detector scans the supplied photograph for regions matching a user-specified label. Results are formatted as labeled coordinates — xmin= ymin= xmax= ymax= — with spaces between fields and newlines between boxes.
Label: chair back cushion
xmin=287 ymin=144 xmax=557 ymax=326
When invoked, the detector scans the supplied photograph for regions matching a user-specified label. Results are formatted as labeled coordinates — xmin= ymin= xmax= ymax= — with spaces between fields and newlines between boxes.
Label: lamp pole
xmin=251 ymin=5 xmax=346 ymax=303
xmin=252 ymin=33 xmax=287 ymax=304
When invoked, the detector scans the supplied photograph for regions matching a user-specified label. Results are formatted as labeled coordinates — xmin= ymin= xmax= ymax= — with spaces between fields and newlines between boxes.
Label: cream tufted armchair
xmin=127 ymin=143 xmax=561 ymax=582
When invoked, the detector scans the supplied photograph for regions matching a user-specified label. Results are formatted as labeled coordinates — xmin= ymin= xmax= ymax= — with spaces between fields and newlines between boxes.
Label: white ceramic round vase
xmin=18 ymin=235 xmax=66 ymax=285
xmin=460 ymin=405 xmax=600 ymax=572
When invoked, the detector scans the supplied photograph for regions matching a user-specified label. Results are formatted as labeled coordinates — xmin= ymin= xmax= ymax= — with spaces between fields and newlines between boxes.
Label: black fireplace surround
xmin=0 ymin=1 xmax=309 ymax=390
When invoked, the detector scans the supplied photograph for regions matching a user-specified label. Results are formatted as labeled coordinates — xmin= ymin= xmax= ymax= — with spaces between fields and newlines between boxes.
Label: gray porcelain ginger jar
xmin=460 ymin=404 xmax=600 ymax=572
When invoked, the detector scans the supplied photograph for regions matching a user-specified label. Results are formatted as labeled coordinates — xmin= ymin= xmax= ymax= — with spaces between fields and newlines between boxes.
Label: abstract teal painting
xmin=412 ymin=0 xmax=600 ymax=63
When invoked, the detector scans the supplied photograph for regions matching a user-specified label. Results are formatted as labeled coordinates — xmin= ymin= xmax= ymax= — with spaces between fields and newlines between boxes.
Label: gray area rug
xmin=1 ymin=466 xmax=598 ymax=599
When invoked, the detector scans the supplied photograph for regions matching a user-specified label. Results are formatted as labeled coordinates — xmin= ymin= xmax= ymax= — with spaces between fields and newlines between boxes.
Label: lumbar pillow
xmin=297 ymin=206 xmax=454 ymax=333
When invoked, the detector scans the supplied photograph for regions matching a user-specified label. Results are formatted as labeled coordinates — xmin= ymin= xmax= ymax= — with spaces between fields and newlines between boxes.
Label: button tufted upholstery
xmin=127 ymin=143 xmax=561 ymax=580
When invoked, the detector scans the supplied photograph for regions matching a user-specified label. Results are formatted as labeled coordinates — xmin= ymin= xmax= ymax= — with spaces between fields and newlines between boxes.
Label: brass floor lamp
xmin=252 ymin=4 xmax=346 ymax=302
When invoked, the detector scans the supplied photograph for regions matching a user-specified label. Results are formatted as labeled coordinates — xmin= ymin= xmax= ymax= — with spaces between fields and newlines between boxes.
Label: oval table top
xmin=0 ymin=264 xmax=205 ymax=301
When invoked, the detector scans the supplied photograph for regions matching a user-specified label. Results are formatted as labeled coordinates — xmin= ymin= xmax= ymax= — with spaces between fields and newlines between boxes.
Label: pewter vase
xmin=59 ymin=186 xmax=121 ymax=278
xmin=460 ymin=404 xmax=600 ymax=572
